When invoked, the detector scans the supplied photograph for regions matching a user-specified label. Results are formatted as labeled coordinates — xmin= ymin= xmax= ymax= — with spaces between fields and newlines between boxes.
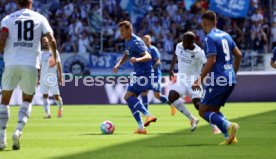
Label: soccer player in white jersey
xmin=0 ymin=0 xmax=57 ymax=150
xmin=38 ymin=37 xmax=63 ymax=119
xmin=168 ymin=31 xmax=220 ymax=132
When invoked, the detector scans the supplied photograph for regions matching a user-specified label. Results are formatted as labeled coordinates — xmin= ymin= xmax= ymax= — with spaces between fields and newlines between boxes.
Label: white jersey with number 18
xmin=1 ymin=8 xmax=53 ymax=68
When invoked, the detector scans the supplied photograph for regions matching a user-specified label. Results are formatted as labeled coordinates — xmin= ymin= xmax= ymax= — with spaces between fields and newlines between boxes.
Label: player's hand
xmin=48 ymin=56 xmax=56 ymax=67
xmin=192 ymin=79 xmax=201 ymax=91
xmin=113 ymin=65 xmax=119 ymax=74
xmin=130 ymin=57 xmax=138 ymax=64
xmin=169 ymin=70 xmax=175 ymax=81
xmin=58 ymin=76 xmax=64 ymax=86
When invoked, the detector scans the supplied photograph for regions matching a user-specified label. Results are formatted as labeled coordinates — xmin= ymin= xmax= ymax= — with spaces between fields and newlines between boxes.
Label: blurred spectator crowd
xmin=0 ymin=0 xmax=274 ymax=56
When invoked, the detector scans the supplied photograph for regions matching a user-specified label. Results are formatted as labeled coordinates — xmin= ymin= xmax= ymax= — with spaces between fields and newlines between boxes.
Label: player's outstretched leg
xmin=127 ymin=96 xmax=156 ymax=127
xmin=54 ymin=95 xmax=63 ymax=118
xmin=199 ymin=105 xmax=239 ymax=145
xmin=125 ymin=93 xmax=146 ymax=134
xmin=43 ymin=94 xmax=51 ymax=119
xmin=174 ymin=99 xmax=199 ymax=131
xmin=0 ymin=104 xmax=9 ymax=150
xmin=125 ymin=92 xmax=156 ymax=130
xmin=168 ymin=90 xmax=199 ymax=131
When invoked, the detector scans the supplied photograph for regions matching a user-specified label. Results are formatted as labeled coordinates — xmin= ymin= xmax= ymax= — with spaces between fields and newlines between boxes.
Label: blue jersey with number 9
xmin=204 ymin=28 xmax=237 ymax=85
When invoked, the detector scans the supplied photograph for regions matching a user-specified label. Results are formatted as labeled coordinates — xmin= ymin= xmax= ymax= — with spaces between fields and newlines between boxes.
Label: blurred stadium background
xmin=0 ymin=0 xmax=275 ymax=105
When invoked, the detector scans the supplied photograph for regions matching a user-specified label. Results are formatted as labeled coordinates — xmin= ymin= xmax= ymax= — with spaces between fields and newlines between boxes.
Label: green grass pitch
xmin=1 ymin=103 xmax=276 ymax=159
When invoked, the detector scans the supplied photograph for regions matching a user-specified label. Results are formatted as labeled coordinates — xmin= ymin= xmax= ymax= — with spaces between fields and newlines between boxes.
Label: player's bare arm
xmin=45 ymin=32 xmax=57 ymax=67
xmin=232 ymin=47 xmax=242 ymax=74
xmin=113 ymin=53 xmax=129 ymax=73
xmin=169 ymin=52 xmax=177 ymax=80
xmin=192 ymin=54 xmax=216 ymax=90
xmin=130 ymin=51 xmax=152 ymax=64
xmin=0 ymin=29 xmax=8 ymax=52
xmin=57 ymin=62 xmax=63 ymax=85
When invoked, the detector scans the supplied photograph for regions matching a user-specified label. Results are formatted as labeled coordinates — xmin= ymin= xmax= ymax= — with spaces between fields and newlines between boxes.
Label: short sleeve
xmin=230 ymin=37 xmax=237 ymax=50
xmin=132 ymin=40 xmax=147 ymax=55
xmin=205 ymin=36 xmax=217 ymax=56
xmin=155 ymin=48 xmax=161 ymax=59
xmin=1 ymin=16 xmax=9 ymax=29
xmin=272 ymin=47 xmax=276 ymax=61
xmin=151 ymin=47 xmax=160 ymax=61
xmin=199 ymin=49 xmax=207 ymax=64
xmin=41 ymin=15 xmax=53 ymax=35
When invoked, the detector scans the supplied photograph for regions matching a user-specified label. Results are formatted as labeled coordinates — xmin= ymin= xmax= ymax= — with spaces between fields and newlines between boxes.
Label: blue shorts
xmin=127 ymin=74 xmax=151 ymax=96
xmin=201 ymin=84 xmax=235 ymax=107
xmin=150 ymin=76 xmax=161 ymax=92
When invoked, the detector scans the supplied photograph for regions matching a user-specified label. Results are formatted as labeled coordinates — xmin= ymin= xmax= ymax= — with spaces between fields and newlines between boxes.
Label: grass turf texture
xmin=1 ymin=103 xmax=276 ymax=159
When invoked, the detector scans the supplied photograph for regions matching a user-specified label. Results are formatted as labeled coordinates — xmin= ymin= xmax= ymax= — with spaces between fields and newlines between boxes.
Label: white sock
xmin=210 ymin=123 xmax=218 ymax=129
xmin=43 ymin=98 xmax=50 ymax=115
xmin=16 ymin=102 xmax=32 ymax=132
xmin=173 ymin=99 xmax=194 ymax=120
xmin=55 ymin=97 xmax=63 ymax=109
xmin=0 ymin=104 xmax=9 ymax=130
xmin=138 ymin=122 xmax=144 ymax=130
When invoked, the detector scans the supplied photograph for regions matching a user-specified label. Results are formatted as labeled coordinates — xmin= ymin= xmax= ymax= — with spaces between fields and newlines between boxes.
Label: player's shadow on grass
xmin=53 ymin=110 xmax=276 ymax=159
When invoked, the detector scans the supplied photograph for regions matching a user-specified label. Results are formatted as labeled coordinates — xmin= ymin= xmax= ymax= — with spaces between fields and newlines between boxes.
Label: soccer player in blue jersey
xmin=270 ymin=47 xmax=276 ymax=68
xmin=192 ymin=10 xmax=242 ymax=145
xmin=140 ymin=35 xmax=168 ymax=109
xmin=113 ymin=21 xmax=157 ymax=134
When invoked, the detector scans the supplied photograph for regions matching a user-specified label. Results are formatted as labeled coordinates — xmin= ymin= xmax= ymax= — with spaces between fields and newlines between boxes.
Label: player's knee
xmin=198 ymin=106 xmax=206 ymax=118
xmin=22 ymin=93 xmax=33 ymax=103
xmin=1 ymin=90 xmax=13 ymax=105
xmin=140 ymin=92 xmax=147 ymax=96
xmin=154 ymin=92 xmax=160 ymax=99
xmin=43 ymin=94 xmax=49 ymax=98
xmin=192 ymin=99 xmax=200 ymax=110
xmin=53 ymin=95 xmax=60 ymax=100
xmin=124 ymin=94 xmax=130 ymax=101
xmin=168 ymin=91 xmax=179 ymax=104
xmin=1 ymin=95 xmax=10 ymax=105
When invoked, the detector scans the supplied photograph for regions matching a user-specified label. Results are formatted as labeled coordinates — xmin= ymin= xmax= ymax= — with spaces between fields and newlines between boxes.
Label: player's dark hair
xmin=15 ymin=0 xmax=32 ymax=7
xmin=202 ymin=10 xmax=216 ymax=23
xmin=118 ymin=21 xmax=132 ymax=30
xmin=182 ymin=31 xmax=195 ymax=42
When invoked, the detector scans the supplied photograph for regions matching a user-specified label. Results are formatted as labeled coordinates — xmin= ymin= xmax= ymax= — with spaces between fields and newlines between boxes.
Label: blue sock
xmin=203 ymin=112 xmax=229 ymax=138
xmin=159 ymin=95 xmax=168 ymax=104
xmin=126 ymin=97 xmax=143 ymax=124
xmin=141 ymin=95 xmax=148 ymax=110
xmin=127 ymin=96 xmax=150 ymax=116
xmin=217 ymin=112 xmax=227 ymax=120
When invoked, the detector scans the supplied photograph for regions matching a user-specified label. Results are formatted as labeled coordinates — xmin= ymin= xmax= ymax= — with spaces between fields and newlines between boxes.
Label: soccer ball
xmin=100 ymin=120 xmax=115 ymax=134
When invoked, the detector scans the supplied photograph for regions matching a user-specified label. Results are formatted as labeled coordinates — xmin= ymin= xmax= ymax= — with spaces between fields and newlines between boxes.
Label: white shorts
xmin=40 ymin=83 xmax=60 ymax=95
xmin=2 ymin=65 xmax=37 ymax=95
xmin=170 ymin=82 xmax=202 ymax=99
